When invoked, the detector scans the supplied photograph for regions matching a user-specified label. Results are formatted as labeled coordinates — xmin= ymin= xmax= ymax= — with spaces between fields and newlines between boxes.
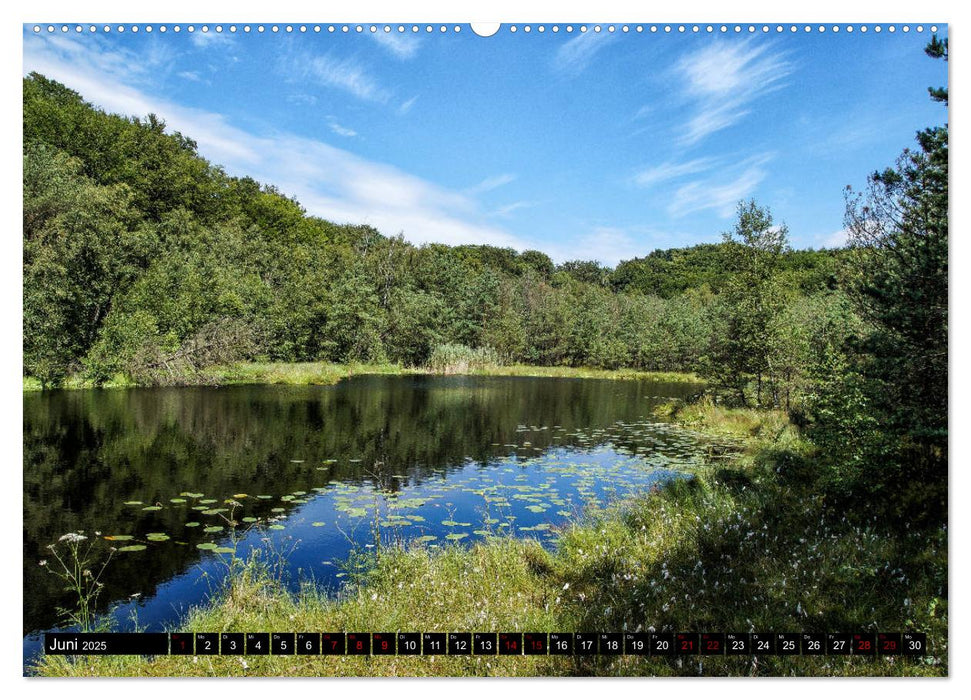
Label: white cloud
xmin=817 ymin=228 xmax=850 ymax=249
xmin=177 ymin=70 xmax=202 ymax=82
xmin=490 ymin=201 xmax=536 ymax=218
xmin=326 ymin=119 xmax=358 ymax=138
xmin=368 ymin=31 xmax=421 ymax=60
xmin=285 ymin=51 xmax=389 ymax=103
xmin=190 ymin=30 xmax=235 ymax=49
xmin=286 ymin=93 xmax=317 ymax=106
xmin=23 ymin=33 xmax=529 ymax=252
xmin=633 ymin=158 xmax=716 ymax=188
xmin=543 ymin=226 xmax=653 ymax=267
xmin=668 ymin=154 xmax=774 ymax=218
xmin=398 ymin=95 xmax=418 ymax=115
xmin=674 ymin=38 xmax=792 ymax=146
xmin=552 ymin=30 xmax=616 ymax=77
xmin=465 ymin=173 xmax=516 ymax=195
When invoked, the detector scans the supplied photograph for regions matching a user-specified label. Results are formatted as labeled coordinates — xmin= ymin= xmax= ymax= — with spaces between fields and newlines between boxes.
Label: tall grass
xmin=427 ymin=344 xmax=502 ymax=374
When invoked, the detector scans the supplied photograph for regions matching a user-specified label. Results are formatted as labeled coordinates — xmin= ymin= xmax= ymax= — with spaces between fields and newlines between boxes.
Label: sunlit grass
xmin=23 ymin=363 xmax=701 ymax=391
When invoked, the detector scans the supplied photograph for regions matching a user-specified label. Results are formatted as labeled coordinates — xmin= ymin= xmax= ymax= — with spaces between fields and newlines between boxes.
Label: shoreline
xmin=23 ymin=363 xmax=703 ymax=392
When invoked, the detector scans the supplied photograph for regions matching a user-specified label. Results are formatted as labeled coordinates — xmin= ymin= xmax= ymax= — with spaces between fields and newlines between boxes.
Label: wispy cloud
xmin=398 ymin=95 xmax=418 ymax=115
xmin=190 ymin=30 xmax=235 ymax=49
xmin=286 ymin=93 xmax=317 ymax=106
xmin=177 ymin=70 xmax=202 ymax=82
xmin=633 ymin=157 xmax=716 ymax=188
xmin=490 ymin=201 xmax=536 ymax=218
xmin=668 ymin=153 xmax=774 ymax=218
xmin=285 ymin=51 xmax=389 ymax=103
xmin=327 ymin=118 xmax=357 ymax=138
xmin=552 ymin=30 xmax=616 ymax=77
xmin=465 ymin=173 xmax=516 ymax=195
xmin=368 ymin=31 xmax=421 ymax=60
xmin=674 ymin=39 xmax=792 ymax=146
xmin=23 ymin=33 xmax=529 ymax=251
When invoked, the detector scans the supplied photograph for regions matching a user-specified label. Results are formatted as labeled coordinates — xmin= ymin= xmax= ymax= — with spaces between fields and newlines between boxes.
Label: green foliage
xmin=16 ymin=74 xmax=880 ymax=390
xmin=805 ymin=38 xmax=948 ymax=523
xmin=700 ymin=201 xmax=792 ymax=407
xmin=427 ymin=344 xmax=501 ymax=374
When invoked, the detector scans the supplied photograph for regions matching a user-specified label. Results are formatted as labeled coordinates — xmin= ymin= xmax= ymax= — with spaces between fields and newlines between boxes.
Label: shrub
xmin=427 ymin=344 xmax=501 ymax=374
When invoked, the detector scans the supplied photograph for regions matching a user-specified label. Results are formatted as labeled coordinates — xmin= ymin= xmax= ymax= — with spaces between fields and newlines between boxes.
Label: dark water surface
xmin=23 ymin=375 xmax=713 ymax=663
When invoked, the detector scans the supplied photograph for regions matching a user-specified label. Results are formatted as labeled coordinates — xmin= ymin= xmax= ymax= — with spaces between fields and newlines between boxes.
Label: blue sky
xmin=22 ymin=23 xmax=948 ymax=264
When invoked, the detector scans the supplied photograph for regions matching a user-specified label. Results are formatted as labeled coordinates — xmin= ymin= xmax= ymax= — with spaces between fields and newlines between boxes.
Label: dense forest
xmin=23 ymin=72 xmax=840 ymax=394
xmin=24 ymin=32 xmax=947 ymax=521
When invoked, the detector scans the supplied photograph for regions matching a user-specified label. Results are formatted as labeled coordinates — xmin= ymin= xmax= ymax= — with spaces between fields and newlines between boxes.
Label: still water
xmin=23 ymin=375 xmax=713 ymax=661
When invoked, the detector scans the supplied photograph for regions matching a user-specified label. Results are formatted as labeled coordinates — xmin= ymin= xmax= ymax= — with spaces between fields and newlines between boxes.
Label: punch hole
xmin=471 ymin=23 xmax=500 ymax=37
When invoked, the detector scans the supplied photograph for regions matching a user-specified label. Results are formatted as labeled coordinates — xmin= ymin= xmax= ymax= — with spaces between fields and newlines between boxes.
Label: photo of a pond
xmin=24 ymin=375 xmax=720 ymax=661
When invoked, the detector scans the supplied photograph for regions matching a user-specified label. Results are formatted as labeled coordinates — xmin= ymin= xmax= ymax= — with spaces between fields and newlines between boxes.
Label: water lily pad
xmin=242 ymin=517 xmax=258 ymax=523
xmin=147 ymin=533 xmax=170 ymax=542
xmin=232 ymin=494 xmax=248 ymax=499
xmin=256 ymin=495 xmax=272 ymax=500
xmin=196 ymin=543 xmax=218 ymax=551
xmin=104 ymin=535 xmax=133 ymax=541
xmin=203 ymin=526 xmax=224 ymax=534
xmin=169 ymin=498 xmax=186 ymax=504
xmin=214 ymin=546 xmax=235 ymax=554
xmin=184 ymin=522 xmax=200 ymax=528
xmin=199 ymin=499 xmax=217 ymax=505
xmin=312 ymin=522 xmax=325 ymax=527
xmin=123 ymin=501 xmax=143 ymax=506
xmin=268 ymin=524 xmax=285 ymax=530
xmin=117 ymin=545 xmax=147 ymax=552
xmin=202 ymin=509 xmax=228 ymax=515
xmin=445 ymin=533 xmax=468 ymax=541
xmin=415 ymin=535 xmax=438 ymax=543
xmin=141 ymin=506 xmax=162 ymax=511
xmin=271 ymin=508 xmax=286 ymax=513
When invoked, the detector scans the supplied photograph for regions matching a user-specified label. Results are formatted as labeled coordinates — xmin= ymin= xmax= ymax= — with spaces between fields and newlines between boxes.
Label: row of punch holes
xmin=33 ymin=24 xmax=939 ymax=35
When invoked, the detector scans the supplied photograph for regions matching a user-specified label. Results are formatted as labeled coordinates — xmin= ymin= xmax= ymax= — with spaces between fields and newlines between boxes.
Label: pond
xmin=23 ymin=374 xmax=716 ymax=663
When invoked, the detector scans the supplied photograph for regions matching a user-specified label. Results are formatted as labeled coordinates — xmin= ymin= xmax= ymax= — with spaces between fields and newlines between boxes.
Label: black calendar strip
xmin=43 ymin=632 xmax=927 ymax=657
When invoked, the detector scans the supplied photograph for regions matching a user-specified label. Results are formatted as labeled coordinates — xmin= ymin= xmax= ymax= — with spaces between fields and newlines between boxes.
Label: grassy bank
xmin=23 ymin=362 xmax=700 ymax=391
xmin=33 ymin=402 xmax=946 ymax=677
